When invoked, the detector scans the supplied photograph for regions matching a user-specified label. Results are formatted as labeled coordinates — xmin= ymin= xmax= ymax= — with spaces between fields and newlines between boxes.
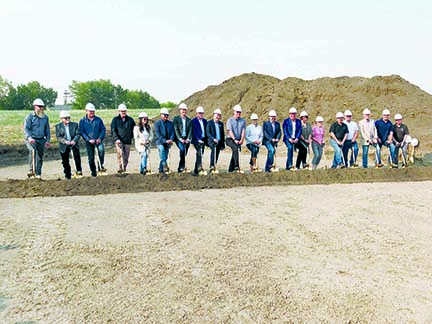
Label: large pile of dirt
xmin=180 ymin=73 xmax=432 ymax=149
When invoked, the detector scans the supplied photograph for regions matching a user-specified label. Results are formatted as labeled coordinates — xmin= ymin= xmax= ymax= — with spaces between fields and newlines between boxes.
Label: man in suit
xmin=206 ymin=108 xmax=225 ymax=173
xmin=282 ymin=107 xmax=302 ymax=170
xmin=55 ymin=110 xmax=82 ymax=179
xmin=172 ymin=102 xmax=192 ymax=173
xmin=154 ymin=108 xmax=175 ymax=173
xmin=262 ymin=110 xmax=281 ymax=172
xmin=191 ymin=106 xmax=208 ymax=175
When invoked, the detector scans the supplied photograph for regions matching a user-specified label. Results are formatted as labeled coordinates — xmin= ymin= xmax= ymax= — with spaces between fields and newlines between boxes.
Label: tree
xmin=160 ymin=101 xmax=177 ymax=108
xmin=0 ymin=80 xmax=57 ymax=110
xmin=0 ymin=76 xmax=13 ymax=110
xmin=69 ymin=79 xmax=160 ymax=110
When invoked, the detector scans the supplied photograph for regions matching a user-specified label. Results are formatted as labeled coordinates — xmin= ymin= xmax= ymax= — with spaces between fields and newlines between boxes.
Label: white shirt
xmin=343 ymin=120 xmax=359 ymax=140
xmin=291 ymin=120 xmax=296 ymax=138
xmin=245 ymin=124 xmax=263 ymax=145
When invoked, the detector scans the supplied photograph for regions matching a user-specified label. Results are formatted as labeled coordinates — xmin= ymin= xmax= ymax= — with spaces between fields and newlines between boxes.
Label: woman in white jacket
xmin=134 ymin=112 xmax=153 ymax=175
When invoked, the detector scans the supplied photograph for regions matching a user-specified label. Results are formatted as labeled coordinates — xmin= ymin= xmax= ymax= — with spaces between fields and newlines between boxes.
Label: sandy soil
xmin=1 ymin=181 xmax=432 ymax=323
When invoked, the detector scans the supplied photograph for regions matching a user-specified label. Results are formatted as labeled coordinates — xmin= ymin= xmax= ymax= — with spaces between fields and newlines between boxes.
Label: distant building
xmin=53 ymin=104 xmax=72 ymax=111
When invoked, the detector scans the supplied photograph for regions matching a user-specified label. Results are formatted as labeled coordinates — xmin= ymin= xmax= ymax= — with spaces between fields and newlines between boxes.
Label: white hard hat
xmin=179 ymin=103 xmax=188 ymax=110
xmin=336 ymin=112 xmax=344 ymax=118
xmin=118 ymin=103 xmax=127 ymax=111
xmin=196 ymin=106 xmax=205 ymax=113
xmin=138 ymin=112 xmax=148 ymax=118
xmin=85 ymin=103 xmax=96 ymax=111
xmin=233 ymin=104 xmax=242 ymax=112
xmin=33 ymin=98 xmax=45 ymax=106
xmin=363 ymin=108 xmax=371 ymax=115
xmin=268 ymin=110 xmax=277 ymax=117
xmin=289 ymin=107 xmax=297 ymax=114
xmin=213 ymin=108 xmax=222 ymax=115
xmin=250 ymin=113 xmax=259 ymax=120
xmin=160 ymin=108 xmax=170 ymax=115
xmin=411 ymin=138 xmax=419 ymax=147
xmin=300 ymin=111 xmax=308 ymax=117
xmin=382 ymin=109 xmax=390 ymax=115
xmin=344 ymin=110 xmax=352 ymax=116
xmin=59 ymin=110 xmax=70 ymax=118
xmin=316 ymin=116 xmax=324 ymax=122
xmin=394 ymin=113 xmax=403 ymax=120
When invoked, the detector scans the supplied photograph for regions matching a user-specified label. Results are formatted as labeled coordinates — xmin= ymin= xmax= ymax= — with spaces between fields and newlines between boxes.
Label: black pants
xmin=60 ymin=146 xmax=82 ymax=179
xmin=209 ymin=143 xmax=222 ymax=168
xmin=175 ymin=139 xmax=190 ymax=171
xmin=296 ymin=143 xmax=308 ymax=168
xmin=193 ymin=143 xmax=205 ymax=173
xmin=226 ymin=138 xmax=240 ymax=172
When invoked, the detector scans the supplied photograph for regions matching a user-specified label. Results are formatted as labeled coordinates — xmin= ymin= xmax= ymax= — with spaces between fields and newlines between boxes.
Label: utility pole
xmin=63 ymin=90 xmax=71 ymax=105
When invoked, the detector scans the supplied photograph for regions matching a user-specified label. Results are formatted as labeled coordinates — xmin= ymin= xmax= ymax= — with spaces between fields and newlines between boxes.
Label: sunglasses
xmin=36 ymin=105 xmax=45 ymax=108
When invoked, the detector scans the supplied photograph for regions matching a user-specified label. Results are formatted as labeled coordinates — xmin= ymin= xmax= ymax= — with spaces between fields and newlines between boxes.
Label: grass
xmin=0 ymin=109 xmax=160 ymax=146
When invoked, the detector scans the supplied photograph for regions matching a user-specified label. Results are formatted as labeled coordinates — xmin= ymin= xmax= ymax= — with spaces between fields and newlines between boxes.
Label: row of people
xmin=23 ymin=98 xmax=413 ymax=179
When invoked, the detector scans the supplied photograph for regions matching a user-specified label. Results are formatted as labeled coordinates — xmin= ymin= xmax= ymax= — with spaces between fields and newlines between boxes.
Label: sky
xmin=1 ymin=0 xmax=431 ymax=104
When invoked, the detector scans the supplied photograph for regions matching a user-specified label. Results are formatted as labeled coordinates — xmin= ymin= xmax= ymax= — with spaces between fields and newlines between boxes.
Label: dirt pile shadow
xmin=1 ymin=167 xmax=432 ymax=198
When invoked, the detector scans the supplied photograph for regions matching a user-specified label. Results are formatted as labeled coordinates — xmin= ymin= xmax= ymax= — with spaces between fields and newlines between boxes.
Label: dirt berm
xmin=180 ymin=73 xmax=432 ymax=150
xmin=1 ymin=167 xmax=432 ymax=198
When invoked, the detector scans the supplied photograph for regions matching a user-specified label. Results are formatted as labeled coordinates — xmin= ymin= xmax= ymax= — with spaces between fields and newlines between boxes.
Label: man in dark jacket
xmin=206 ymin=109 xmax=225 ymax=173
xmin=191 ymin=106 xmax=208 ymax=175
xmin=55 ymin=110 xmax=82 ymax=179
xmin=282 ymin=107 xmax=302 ymax=170
xmin=172 ymin=103 xmax=192 ymax=173
xmin=79 ymin=103 xmax=107 ymax=177
xmin=154 ymin=108 xmax=175 ymax=173
xmin=262 ymin=110 xmax=281 ymax=172
xmin=111 ymin=104 xmax=136 ymax=173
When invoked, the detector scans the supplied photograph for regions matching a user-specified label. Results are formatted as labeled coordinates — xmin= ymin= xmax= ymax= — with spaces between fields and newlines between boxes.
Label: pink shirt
xmin=312 ymin=125 xmax=325 ymax=144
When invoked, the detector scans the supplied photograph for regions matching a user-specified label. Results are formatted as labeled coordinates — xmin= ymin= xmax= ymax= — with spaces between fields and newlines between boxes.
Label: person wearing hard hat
xmin=358 ymin=108 xmax=378 ymax=168
xmin=342 ymin=110 xmax=359 ymax=168
xmin=296 ymin=111 xmax=313 ymax=169
xmin=375 ymin=109 xmax=395 ymax=167
xmin=262 ymin=110 xmax=281 ymax=172
xmin=226 ymin=104 xmax=246 ymax=172
xmin=311 ymin=116 xmax=325 ymax=170
xmin=134 ymin=112 xmax=153 ymax=175
xmin=245 ymin=113 xmax=263 ymax=172
xmin=24 ymin=98 xmax=51 ymax=178
xmin=282 ymin=107 xmax=302 ymax=170
xmin=191 ymin=106 xmax=208 ymax=175
xmin=391 ymin=114 xmax=409 ymax=168
xmin=206 ymin=108 xmax=225 ymax=172
xmin=79 ymin=103 xmax=107 ymax=177
xmin=154 ymin=107 xmax=175 ymax=173
xmin=55 ymin=110 xmax=82 ymax=179
xmin=111 ymin=104 xmax=136 ymax=173
xmin=173 ymin=103 xmax=192 ymax=173
xmin=329 ymin=112 xmax=348 ymax=168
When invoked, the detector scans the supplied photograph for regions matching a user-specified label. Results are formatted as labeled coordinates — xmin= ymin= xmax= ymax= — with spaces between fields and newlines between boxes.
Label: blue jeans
xmin=361 ymin=144 xmax=378 ymax=168
xmin=157 ymin=144 xmax=170 ymax=172
xmin=311 ymin=142 xmax=323 ymax=166
xmin=175 ymin=140 xmax=190 ymax=171
xmin=284 ymin=140 xmax=296 ymax=169
xmin=85 ymin=142 xmax=105 ymax=176
xmin=342 ymin=141 xmax=359 ymax=167
xmin=376 ymin=141 xmax=395 ymax=165
xmin=330 ymin=139 xmax=343 ymax=168
xmin=393 ymin=143 xmax=408 ymax=165
xmin=264 ymin=143 xmax=276 ymax=171
xmin=246 ymin=143 xmax=260 ymax=166
xmin=139 ymin=149 xmax=148 ymax=172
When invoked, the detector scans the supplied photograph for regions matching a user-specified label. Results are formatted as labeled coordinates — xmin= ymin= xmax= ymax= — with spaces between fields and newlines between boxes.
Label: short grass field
xmin=0 ymin=109 xmax=160 ymax=146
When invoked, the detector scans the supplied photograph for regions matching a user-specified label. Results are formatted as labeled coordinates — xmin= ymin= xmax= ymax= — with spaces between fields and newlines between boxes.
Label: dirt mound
xmin=180 ymin=73 xmax=432 ymax=149
xmin=2 ymin=167 xmax=432 ymax=198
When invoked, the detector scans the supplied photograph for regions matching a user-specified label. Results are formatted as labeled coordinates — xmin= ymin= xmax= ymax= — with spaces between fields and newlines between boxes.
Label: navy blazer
xmin=191 ymin=117 xmax=208 ymax=145
xmin=282 ymin=118 xmax=302 ymax=144
xmin=206 ymin=120 xmax=225 ymax=148
xmin=55 ymin=122 xmax=80 ymax=153
xmin=262 ymin=121 xmax=281 ymax=146
xmin=154 ymin=119 xmax=175 ymax=146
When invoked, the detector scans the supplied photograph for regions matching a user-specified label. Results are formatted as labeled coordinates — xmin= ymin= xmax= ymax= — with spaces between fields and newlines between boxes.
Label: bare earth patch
xmin=1 ymin=182 xmax=432 ymax=323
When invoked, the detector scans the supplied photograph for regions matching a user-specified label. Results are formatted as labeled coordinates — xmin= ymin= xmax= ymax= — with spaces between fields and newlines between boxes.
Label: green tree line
xmin=0 ymin=76 xmax=167 ymax=110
